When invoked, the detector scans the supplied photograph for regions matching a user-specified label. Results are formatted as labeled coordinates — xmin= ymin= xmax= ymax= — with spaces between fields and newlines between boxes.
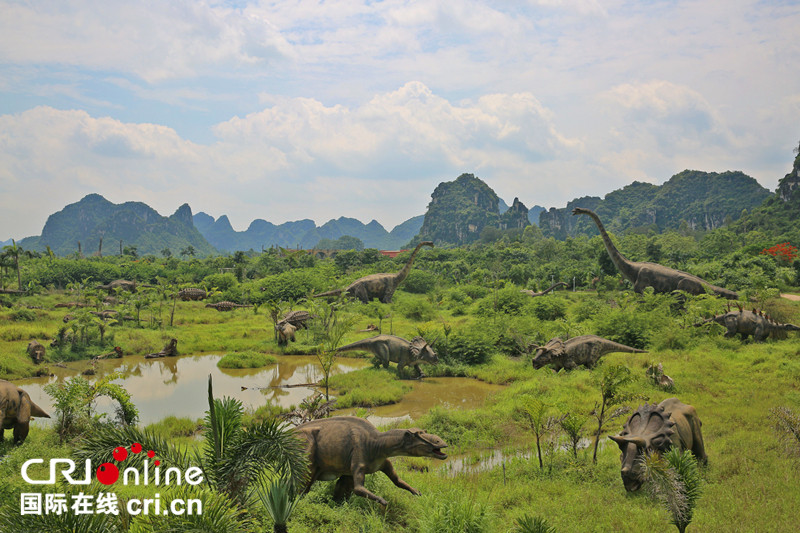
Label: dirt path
xmin=781 ymin=293 xmax=800 ymax=301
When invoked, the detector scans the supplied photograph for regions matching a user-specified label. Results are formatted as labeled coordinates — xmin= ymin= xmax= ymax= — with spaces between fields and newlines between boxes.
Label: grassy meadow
xmin=1 ymin=270 xmax=799 ymax=531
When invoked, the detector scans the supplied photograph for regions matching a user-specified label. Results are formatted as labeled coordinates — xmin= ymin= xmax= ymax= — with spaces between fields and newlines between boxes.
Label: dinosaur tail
xmin=312 ymin=288 xmax=344 ymax=298
xmin=31 ymin=401 xmax=50 ymax=418
xmin=601 ymin=340 xmax=647 ymax=354
xmin=335 ymin=337 xmax=380 ymax=355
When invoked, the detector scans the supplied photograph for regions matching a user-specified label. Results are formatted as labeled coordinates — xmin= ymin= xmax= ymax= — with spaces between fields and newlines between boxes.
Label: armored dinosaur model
xmin=26 ymin=340 xmax=45 ymax=364
xmin=610 ymin=398 xmax=706 ymax=492
xmin=573 ymin=207 xmax=738 ymax=299
xmin=295 ymin=416 xmax=447 ymax=506
xmin=531 ymin=335 xmax=646 ymax=371
xmin=279 ymin=310 xmax=314 ymax=329
xmin=335 ymin=334 xmax=439 ymax=377
xmin=313 ymin=241 xmax=434 ymax=303
xmin=204 ymin=301 xmax=252 ymax=311
xmin=695 ymin=305 xmax=800 ymax=341
xmin=521 ymin=281 xmax=568 ymax=297
xmin=0 ymin=379 xmax=50 ymax=444
xmin=177 ymin=288 xmax=207 ymax=301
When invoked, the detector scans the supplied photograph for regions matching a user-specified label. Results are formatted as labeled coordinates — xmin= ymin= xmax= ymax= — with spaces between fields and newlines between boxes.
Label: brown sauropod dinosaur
xmin=610 ymin=398 xmax=706 ymax=492
xmin=0 ymin=379 xmax=50 ymax=444
xmin=573 ymin=207 xmax=738 ymax=299
xmin=521 ymin=281 xmax=568 ymax=297
xmin=531 ymin=335 xmax=646 ymax=371
xmin=295 ymin=416 xmax=447 ymax=506
xmin=313 ymin=241 xmax=434 ymax=303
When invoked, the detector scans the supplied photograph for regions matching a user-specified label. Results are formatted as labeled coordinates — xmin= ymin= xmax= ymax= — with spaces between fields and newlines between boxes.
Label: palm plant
xmin=75 ymin=376 xmax=308 ymax=511
xmin=640 ymin=448 xmax=703 ymax=533
xmin=256 ymin=476 xmax=299 ymax=533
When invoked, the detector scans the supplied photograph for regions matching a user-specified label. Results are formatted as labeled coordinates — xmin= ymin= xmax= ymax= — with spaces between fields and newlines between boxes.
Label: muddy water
xmin=16 ymin=355 xmax=503 ymax=427
xmin=17 ymin=354 xmax=370 ymax=426
xmin=340 ymin=378 xmax=504 ymax=425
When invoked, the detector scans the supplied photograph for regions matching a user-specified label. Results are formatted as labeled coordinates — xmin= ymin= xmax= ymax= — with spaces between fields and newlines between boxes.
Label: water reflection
xmin=17 ymin=354 xmax=369 ymax=425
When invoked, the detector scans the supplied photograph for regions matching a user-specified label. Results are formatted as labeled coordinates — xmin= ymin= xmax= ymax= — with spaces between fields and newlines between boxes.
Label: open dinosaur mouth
xmin=432 ymin=448 xmax=448 ymax=459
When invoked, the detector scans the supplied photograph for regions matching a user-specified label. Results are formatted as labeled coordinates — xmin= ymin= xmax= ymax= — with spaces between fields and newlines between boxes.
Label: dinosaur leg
xmin=333 ymin=476 xmax=354 ymax=502
xmin=414 ymin=364 xmax=425 ymax=378
xmin=397 ymin=361 xmax=406 ymax=379
xmin=380 ymin=460 xmax=420 ymax=496
xmin=351 ymin=467 xmax=388 ymax=506
xmin=13 ymin=421 xmax=28 ymax=445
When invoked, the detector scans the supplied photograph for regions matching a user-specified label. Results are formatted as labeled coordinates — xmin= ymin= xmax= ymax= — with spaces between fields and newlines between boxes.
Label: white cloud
xmin=0 ymin=0 xmax=292 ymax=82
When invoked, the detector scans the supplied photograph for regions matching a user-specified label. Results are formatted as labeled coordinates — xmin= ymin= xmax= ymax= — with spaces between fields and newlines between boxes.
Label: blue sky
xmin=1 ymin=0 xmax=799 ymax=241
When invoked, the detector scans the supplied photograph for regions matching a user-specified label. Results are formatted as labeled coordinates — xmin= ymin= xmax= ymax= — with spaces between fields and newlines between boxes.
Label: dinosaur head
xmin=531 ymin=338 xmax=565 ymax=369
xmin=572 ymin=207 xmax=593 ymax=216
xmin=409 ymin=337 xmax=439 ymax=365
xmin=609 ymin=403 xmax=676 ymax=492
xmin=402 ymin=428 xmax=448 ymax=459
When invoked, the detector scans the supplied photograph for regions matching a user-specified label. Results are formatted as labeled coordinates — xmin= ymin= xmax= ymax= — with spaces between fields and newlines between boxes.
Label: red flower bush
xmin=761 ymin=242 xmax=798 ymax=263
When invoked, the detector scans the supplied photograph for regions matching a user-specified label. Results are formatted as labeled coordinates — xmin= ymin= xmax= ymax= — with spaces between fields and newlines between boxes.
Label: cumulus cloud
xmin=0 ymin=0 xmax=291 ymax=81
xmin=0 ymin=82 xmax=580 ymax=236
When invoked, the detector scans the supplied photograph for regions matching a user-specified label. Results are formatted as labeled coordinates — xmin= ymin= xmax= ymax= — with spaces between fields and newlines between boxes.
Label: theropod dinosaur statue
xmin=531 ymin=335 xmax=646 ymax=371
xmin=573 ymin=207 xmax=738 ymax=299
xmin=313 ymin=241 xmax=434 ymax=303
xmin=695 ymin=304 xmax=800 ymax=341
xmin=521 ymin=281 xmax=568 ymax=297
xmin=335 ymin=334 xmax=438 ymax=377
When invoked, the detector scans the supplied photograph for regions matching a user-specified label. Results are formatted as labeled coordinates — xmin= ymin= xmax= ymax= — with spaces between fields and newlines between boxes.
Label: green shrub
xmin=10 ymin=309 xmax=36 ymax=322
xmin=202 ymin=272 xmax=238 ymax=291
xmin=572 ymin=297 xmax=604 ymax=322
xmin=328 ymin=368 xmax=411 ymax=407
xmin=437 ymin=333 xmax=493 ymax=366
xmin=594 ymin=308 xmax=650 ymax=350
xmin=396 ymin=296 xmax=438 ymax=322
xmin=217 ymin=351 xmax=277 ymax=369
xmin=475 ymin=287 xmax=529 ymax=316
xmin=401 ymin=270 xmax=438 ymax=294
xmin=417 ymin=489 xmax=492 ymax=533
xmin=529 ymin=297 xmax=567 ymax=321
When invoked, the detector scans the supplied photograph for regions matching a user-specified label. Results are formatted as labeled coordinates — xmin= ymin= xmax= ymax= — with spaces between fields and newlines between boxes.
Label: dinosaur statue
xmin=0 ymin=379 xmax=50 ymax=444
xmin=521 ymin=281 xmax=568 ymax=297
xmin=26 ymin=340 xmax=45 ymax=364
xmin=96 ymin=279 xmax=153 ymax=293
xmin=204 ymin=301 xmax=253 ymax=312
xmin=295 ymin=416 xmax=447 ymax=506
xmin=177 ymin=288 xmax=207 ymax=301
xmin=335 ymin=334 xmax=439 ymax=378
xmin=610 ymin=398 xmax=706 ymax=492
xmin=695 ymin=305 xmax=800 ymax=341
xmin=276 ymin=322 xmax=297 ymax=346
xmin=144 ymin=338 xmax=178 ymax=359
xmin=573 ymin=207 xmax=738 ymax=299
xmin=280 ymin=310 xmax=314 ymax=329
xmin=313 ymin=241 xmax=434 ymax=303
xmin=54 ymin=302 xmax=90 ymax=308
xmin=531 ymin=335 xmax=646 ymax=371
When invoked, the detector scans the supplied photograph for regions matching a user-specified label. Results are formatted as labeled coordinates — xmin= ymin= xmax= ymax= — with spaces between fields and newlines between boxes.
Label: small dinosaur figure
xmin=521 ymin=281 xmax=568 ymax=297
xmin=26 ymin=340 xmax=46 ymax=364
xmin=573 ymin=207 xmax=738 ymax=299
xmin=177 ymin=288 xmax=207 ymax=301
xmin=313 ymin=241 xmax=434 ymax=303
xmin=0 ymin=379 xmax=50 ymax=444
xmin=335 ymin=334 xmax=439 ymax=377
xmin=204 ymin=301 xmax=252 ymax=311
xmin=695 ymin=306 xmax=800 ymax=341
xmin=295 ymin=416 xmax=447 ymax=506
xmin=531 ymin=335 xmax=646 ymax=371
xmin=144 ymin=338 xmax=178 ymax=359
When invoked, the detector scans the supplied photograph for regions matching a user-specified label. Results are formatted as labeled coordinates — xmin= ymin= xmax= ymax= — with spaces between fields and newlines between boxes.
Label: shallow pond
xmin=16 ymin=354 xmax=503 ymax=427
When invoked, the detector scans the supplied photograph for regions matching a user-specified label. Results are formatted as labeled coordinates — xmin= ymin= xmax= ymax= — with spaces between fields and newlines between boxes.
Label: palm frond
xmin=255 ymin=475 xmax=298 ymax=527
xmin=130 ymin=486 xmax=250 ymax=533
xmin=73 ymin=424 xmax=192 ymax=472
